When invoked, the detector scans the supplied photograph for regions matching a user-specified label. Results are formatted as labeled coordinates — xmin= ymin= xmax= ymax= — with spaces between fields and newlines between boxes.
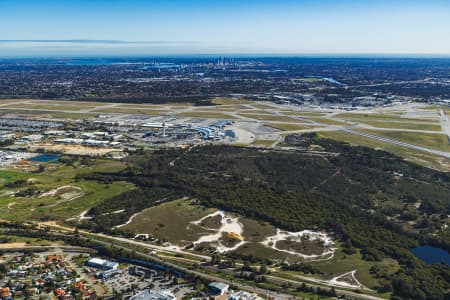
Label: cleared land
xmin=335 ymin=113 xmax=436 ymax=123
xmin=177 ymin=111 xmax=236 ymax=119
xmin=357 ymin=129 xmax=450 ymax=152
xmin=92 ymin=108 xmax=171 ymax=115
xmin=0 ymin=159 xmax=133 ymax=222
xmin=356 ymin=121 xmax=441 ymax=131
xmin=265 ymin=123 xmax=319 ymax=131
xmin=318 ymin=131 xmax=450 ymax=171
xmin=239 ymin=113 xmax=300 ymax=122
xmin=122 ymin=199 xmax=216 ymax=246
xmin=252 ymin=140 xmax=277 ymax=147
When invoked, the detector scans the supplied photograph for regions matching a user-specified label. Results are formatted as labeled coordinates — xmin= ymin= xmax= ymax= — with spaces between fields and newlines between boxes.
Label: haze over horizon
xmin=1 ymin=0 xmax=450 ymax=57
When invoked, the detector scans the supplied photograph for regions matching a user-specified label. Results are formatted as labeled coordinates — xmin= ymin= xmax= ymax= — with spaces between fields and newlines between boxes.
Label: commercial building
xmin=208 ymin=282 xmax=230 ymax=296
xmin=16 ymin=134 xmax=43 ymax=143
xmin=129 ymin=289 xmax=176 ymax=300
xmin=85 ymin=257 xmax=119 ymax=270
xmin=229 ymin=291 xmax=262 ymax=300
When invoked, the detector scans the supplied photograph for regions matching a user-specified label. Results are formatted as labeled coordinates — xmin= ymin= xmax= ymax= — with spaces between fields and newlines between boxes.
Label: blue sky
xmin=0 ymin=0 xmax=449 ymax=56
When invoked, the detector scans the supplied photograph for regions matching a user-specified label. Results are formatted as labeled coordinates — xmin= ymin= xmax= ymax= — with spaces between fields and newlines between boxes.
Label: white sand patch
xmin=102 ymin=209 xmax=126 ymax=216
xmin=261 ymin=228 xmax=335 ymax=260
xmin=40 ymin=185 xmax=82 ymax=198
xmin=135 ymin=233 xmax=150 ymax=239
xmin=328 ymin=270 xmax=364 ymax=289
xmin=190 ymin=210 xmax=246 ymax=253
xmin=66 ymin=209 xmax=93 ymax=222
xmin=114 ymin=211 xmax=142 ymax=229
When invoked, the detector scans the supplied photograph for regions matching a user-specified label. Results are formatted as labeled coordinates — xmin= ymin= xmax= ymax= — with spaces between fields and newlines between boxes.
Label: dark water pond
xmin=29 ymin=154 xmax=60 ymax=162
xmin=410 ymin=246 xmax=450 ymax=265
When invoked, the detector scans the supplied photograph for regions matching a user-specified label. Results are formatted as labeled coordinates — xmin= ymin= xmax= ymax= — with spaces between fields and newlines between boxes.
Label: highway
xmin=78 ymin=234 xmax=385 ymax=300
xmin=3 ymin=224 xmax=384 ymax=300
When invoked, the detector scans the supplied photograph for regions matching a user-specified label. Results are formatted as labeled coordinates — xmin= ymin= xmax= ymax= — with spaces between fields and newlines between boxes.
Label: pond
xmin=29 ymin=154 xmax=60 ymax=163
xmin=410 ymin=246 xmax=450 ymax=265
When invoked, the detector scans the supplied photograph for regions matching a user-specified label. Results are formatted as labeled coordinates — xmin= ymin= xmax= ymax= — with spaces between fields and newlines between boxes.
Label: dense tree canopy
xmin=82 ymin=136 xmax=450 ymax=299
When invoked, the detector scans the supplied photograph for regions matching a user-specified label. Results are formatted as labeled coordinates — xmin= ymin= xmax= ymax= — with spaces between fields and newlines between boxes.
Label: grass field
xmin=211 ymin=97 xmax=253 ymax=105
xmin=307 ymin=117 xmax=349 ymax=126
xmin=356 ymin=120 xmax=442 ymax=131
xmin=0 ymin=234 xmax=65 ymax=247
xmin=0 ymin=109 xmax=97 ymax=120
xmin=177 ymin=111 xmax=236 ymax=119
xmin=309 ymin=248 xmax=399 ymax=289
xmin=335 ymin=113 xmax=436 ymax=123
xmin=265 ymin=123 xmax=319 ymax=131
xmin=123 ymin=199 xmax=216 ymax=246
xmin=282 ymin=111 xmax=328 ymax=117
xmin=239 ymin=113 xmax=299 ymax=122
xmin=318 ymin=130 xmax=450 ymax=171
xmin=252 ymin=140 xmax=276 ymax=147
xmin=358 ymin=129 xmax=450 ymax=151
xmin=93 ymin=107 xmax=171 ymax=115
xmin=0 ymin=159 xmax=133 ymax=222
xmin=250 ymin=103 xmax=277 ymax=109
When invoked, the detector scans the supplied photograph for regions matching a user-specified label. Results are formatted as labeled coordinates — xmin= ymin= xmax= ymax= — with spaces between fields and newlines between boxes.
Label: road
xmin=31 ymin=224 xmax=384 ymax=300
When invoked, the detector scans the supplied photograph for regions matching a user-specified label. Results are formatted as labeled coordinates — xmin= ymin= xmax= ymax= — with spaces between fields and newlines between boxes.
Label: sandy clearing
xmin=261 ymin=228 xmax=336 ymax=260
xmin=0 ymin=242 xmax=27 ymax=248
xmin=190 ymin=211 xmax=247 ymax=253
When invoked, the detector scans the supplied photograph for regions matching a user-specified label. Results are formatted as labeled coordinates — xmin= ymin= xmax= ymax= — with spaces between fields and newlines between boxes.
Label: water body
xmin=305 ymin=75 xmax=346 ymax=86
xmin=410 ymin=246 xmax=450 ymax=265
xmin=322 ymin=77 xmax=346 ymax=86
xmin=29 ymin=154 xmax=60 ymax=162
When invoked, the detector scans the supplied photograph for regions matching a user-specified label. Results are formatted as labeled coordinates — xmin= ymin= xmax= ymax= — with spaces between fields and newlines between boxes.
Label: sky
xmin=0 ymin=0 xmax=450 ymax=56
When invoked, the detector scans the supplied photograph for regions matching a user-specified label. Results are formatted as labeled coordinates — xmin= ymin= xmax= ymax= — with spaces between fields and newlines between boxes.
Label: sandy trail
xmin=328 ymin=270 xmax=365 ymax=289
xmin=261 ymin=228 xmax=335 ymax=260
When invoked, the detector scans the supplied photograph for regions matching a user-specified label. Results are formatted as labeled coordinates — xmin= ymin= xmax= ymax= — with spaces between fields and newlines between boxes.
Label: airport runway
xmin=341 ymin=128 xmax=450 ymax=158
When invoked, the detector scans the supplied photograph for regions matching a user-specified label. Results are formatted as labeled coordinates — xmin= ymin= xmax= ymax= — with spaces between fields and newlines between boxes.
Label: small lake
xmin=29 ymin=154 xmax=60 ymax=163
xmin=410 ymin=246 xmax=450 ymax=265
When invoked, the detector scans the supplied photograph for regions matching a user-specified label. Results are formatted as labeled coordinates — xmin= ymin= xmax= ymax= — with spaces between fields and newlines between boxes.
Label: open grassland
xmin=335 ymin=112 xmax=436 ymax=123
xmin=239 ymin=113 xmax=300 ymax=122
xmin=0 ymin=99 xmax=37 ymax=104
xmin=282 ymin=111 xmax=328 ymax=117
xmin=265 ymin=123 xmax=321 ymax=131
xmin=239 ymin=218 xmax=277 ymax=242
xmin=309 ymin=248 xmax=399 ymax=289
xmin=0 ymin=159 xmax=133 ymax=222
xmin=318 ymin=131 xmax=450 ymax=171
xmin=294 ymin=77 xmax=325 ymax=83
xmin=0 ymin=234 xmax=65 ymax=247
xmin=92 ymin=107 xmax=171 ymax=115
xmin=197 ymin=105 xmax=248 ymax=112
xmin=0 ymin=109 xmax=97 ymax=120
xmin=3 ymin=103 xmax=98 ymax=111
xmin=357 ymin=129 xmax=450 ymax=152
xmin=211 ymin=97 xmax=254 ymax=105
xmin=177 ymin=111 xmax=236 ymax=119
xmin=250 ymin=103 xmax=278 ymax=109
xmin=122 ymin=199 xmax=216 ymax=246
xmin=251 ymin=140 xmax=276 ymax=147
xmin=307 ymin=117 xmax=348 ymax=126
xmin=357 ymin=120 xmax=441 ymax=131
